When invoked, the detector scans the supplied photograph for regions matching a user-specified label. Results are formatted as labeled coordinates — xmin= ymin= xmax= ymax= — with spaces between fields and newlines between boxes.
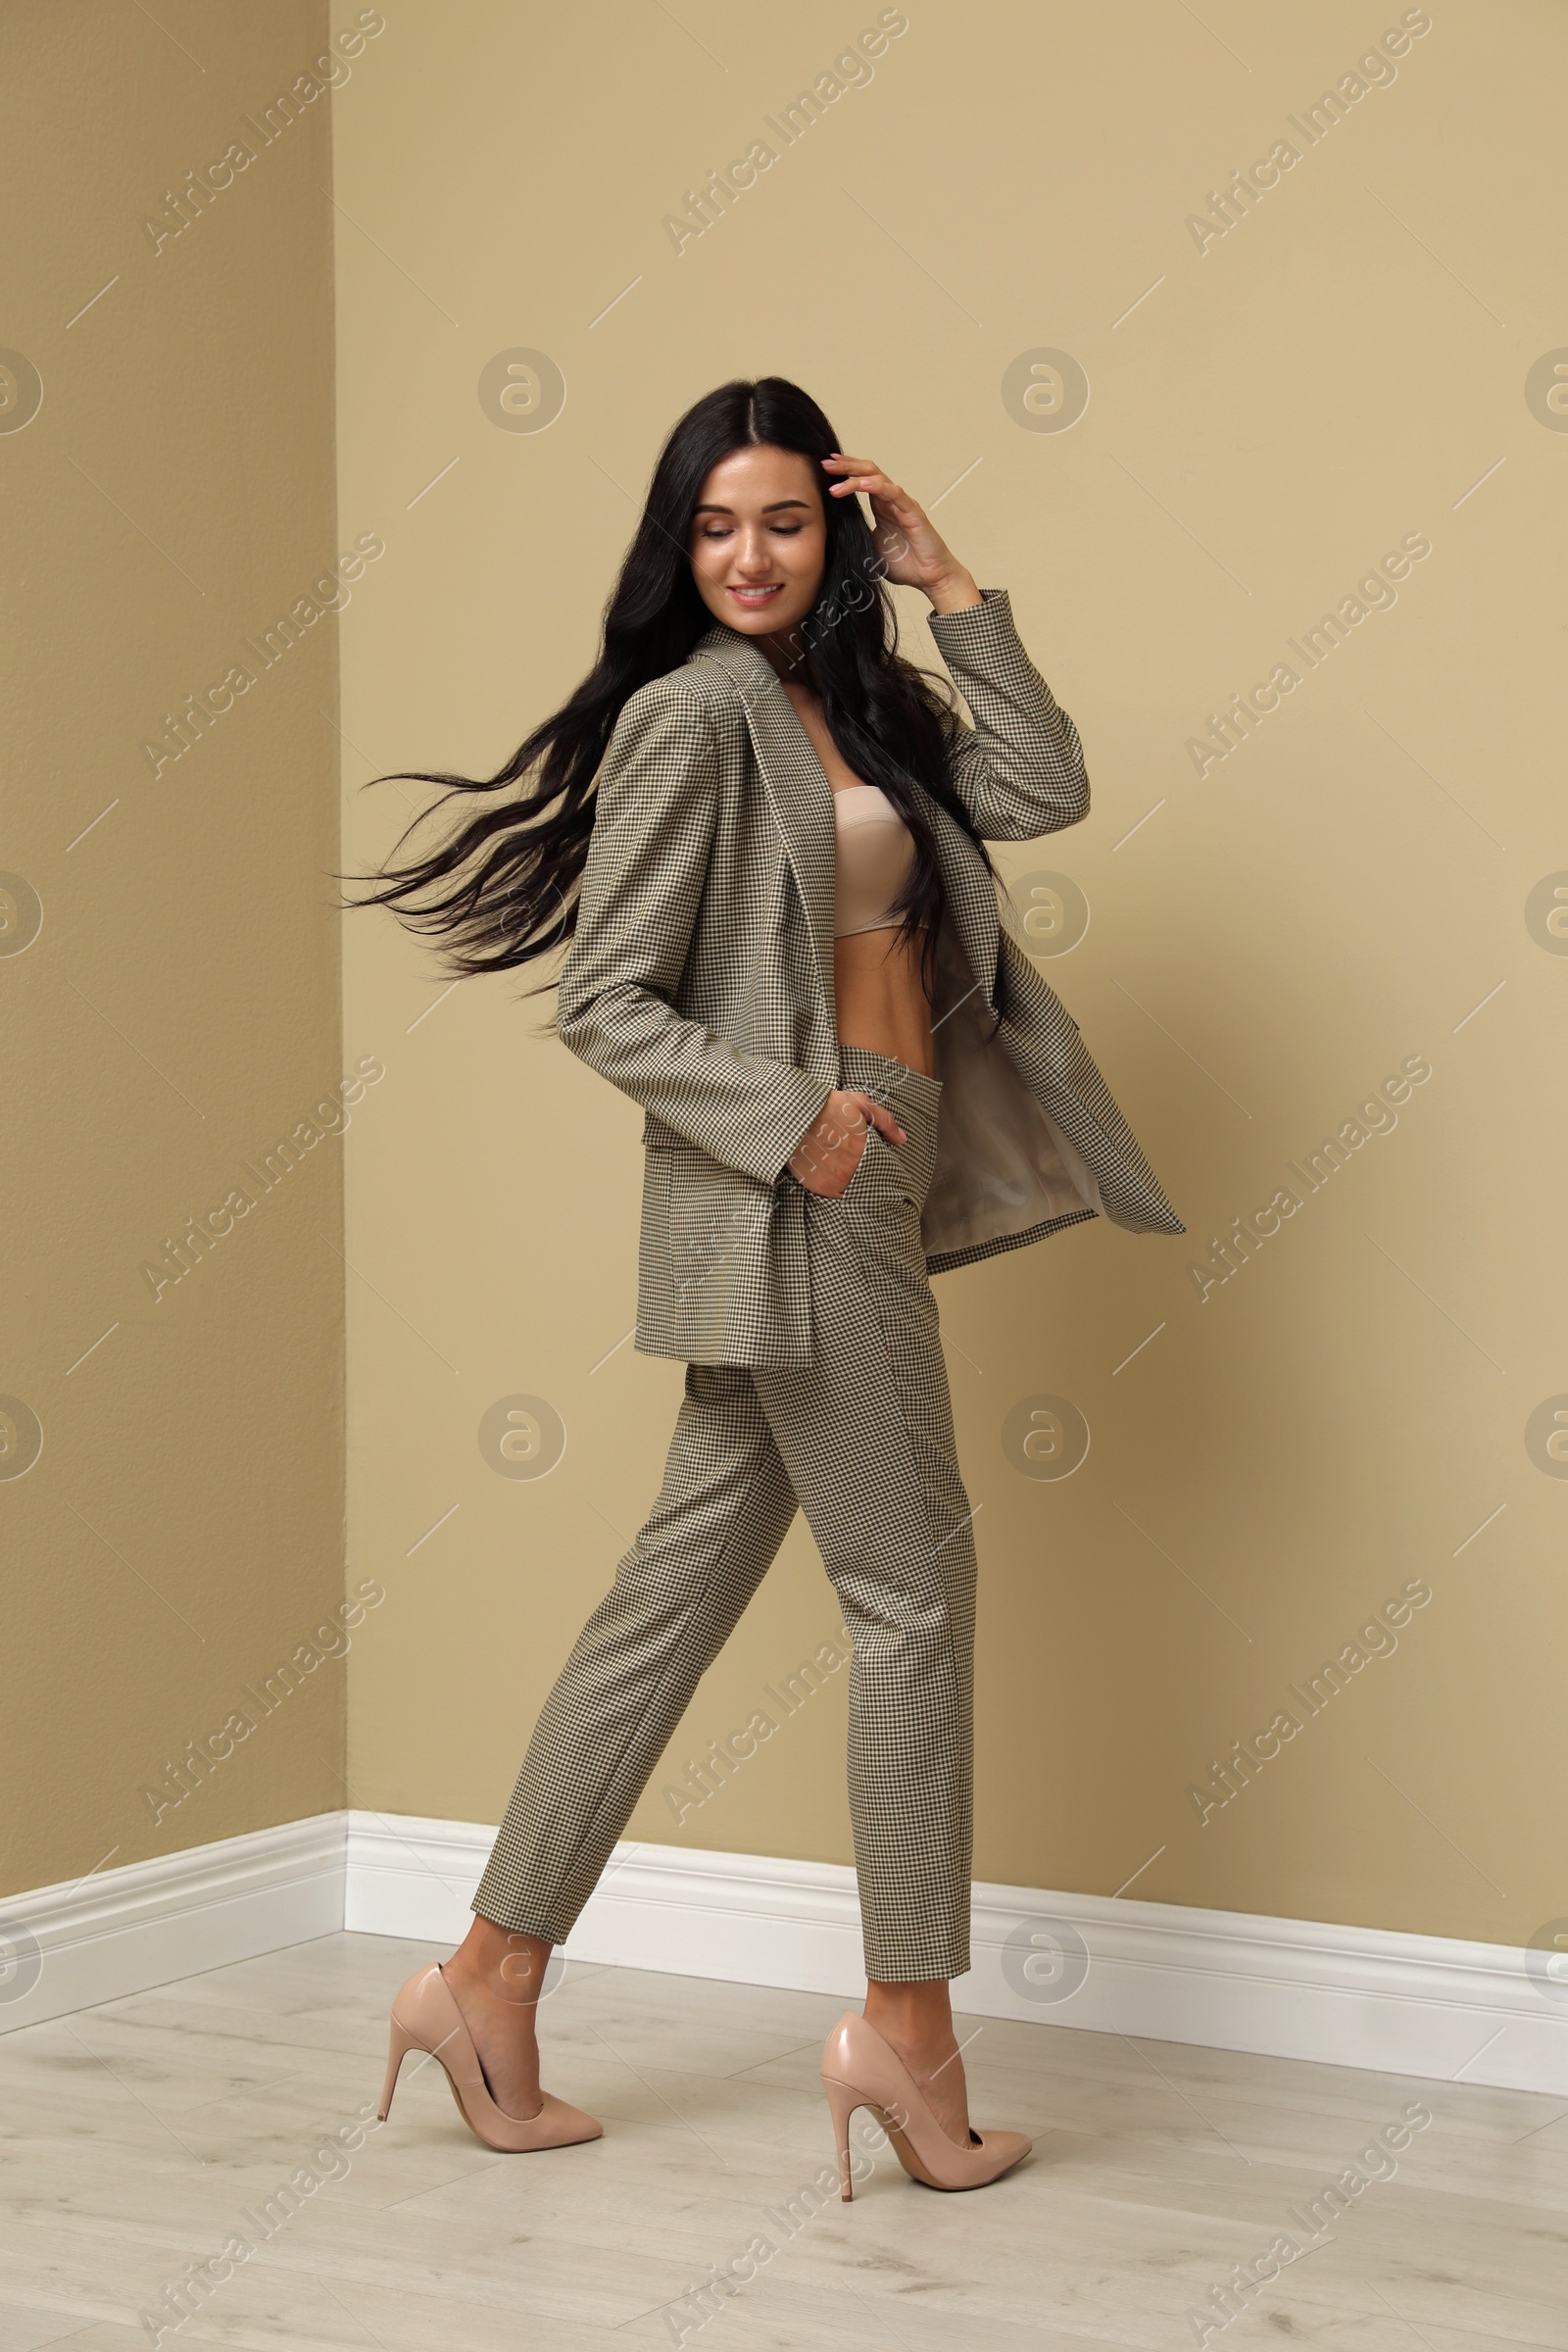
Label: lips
xmin=728 ymin=584 xmax=784 ymax=607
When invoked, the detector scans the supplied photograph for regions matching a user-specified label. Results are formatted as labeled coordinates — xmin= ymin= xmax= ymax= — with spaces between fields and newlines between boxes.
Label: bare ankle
xmin=450 ymin=1916 xmax=553 ymax=2007
xmin=864 ymin=1978 xmax=956 ymax=2061
xmin=886 ymin=2023 xmax=959 ymax=2069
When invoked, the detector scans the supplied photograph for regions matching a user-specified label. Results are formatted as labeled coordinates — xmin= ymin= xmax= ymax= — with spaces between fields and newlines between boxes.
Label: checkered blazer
xmin=557 ymin=589 xmax=1185 ymax=1365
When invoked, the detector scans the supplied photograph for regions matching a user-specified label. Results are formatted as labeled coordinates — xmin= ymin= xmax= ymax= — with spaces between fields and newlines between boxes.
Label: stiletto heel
xmin=377 ymin=2013 xmax=418 ymax=2121
xmin=823 ymin=2074 xmax=861 ymax=2200
xmin=820 ymin=2012 xmax=1031 ymax=2194
xmin=380 ymin=1962 xmax=602 ymax=2154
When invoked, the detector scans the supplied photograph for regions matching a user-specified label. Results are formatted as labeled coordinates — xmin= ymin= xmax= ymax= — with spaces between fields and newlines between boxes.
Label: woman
xmin=363 ymin=376 xmax=1183 ymax=2195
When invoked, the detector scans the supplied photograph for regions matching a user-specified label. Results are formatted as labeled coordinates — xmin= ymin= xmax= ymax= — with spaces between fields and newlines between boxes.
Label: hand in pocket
xmin=788 ymin=1090 xmax=907 ymax=1199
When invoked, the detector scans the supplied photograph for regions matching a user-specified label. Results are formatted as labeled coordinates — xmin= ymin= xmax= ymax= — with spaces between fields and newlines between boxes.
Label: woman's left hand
xmin=820 ymin=455 xmax=983 ymax=613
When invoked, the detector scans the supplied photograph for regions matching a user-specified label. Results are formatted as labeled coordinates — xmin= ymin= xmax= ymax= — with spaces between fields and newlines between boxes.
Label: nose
xmin=732 ymin=527 xmax=775 ymax=577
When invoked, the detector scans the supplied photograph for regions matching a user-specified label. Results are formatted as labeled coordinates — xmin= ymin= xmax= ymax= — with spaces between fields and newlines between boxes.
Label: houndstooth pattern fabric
xmin=556 ymin=588 xmax=1184 ymax=1369
xmin=472 ymin=1047 xmax=977 ymax=1981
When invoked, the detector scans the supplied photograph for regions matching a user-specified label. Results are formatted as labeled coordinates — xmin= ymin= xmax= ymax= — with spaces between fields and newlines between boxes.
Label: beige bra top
xmin=833 ymin=785 xmax=915 ymax=939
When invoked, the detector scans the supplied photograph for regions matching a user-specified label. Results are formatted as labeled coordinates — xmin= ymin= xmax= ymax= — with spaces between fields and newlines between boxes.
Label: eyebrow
xmin=692 ymin=498 xmax=813 ymax=515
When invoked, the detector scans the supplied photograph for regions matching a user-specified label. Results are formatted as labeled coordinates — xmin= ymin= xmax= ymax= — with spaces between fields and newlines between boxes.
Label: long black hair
xmin=354 ymin=375 xmax=1004 ymax=1022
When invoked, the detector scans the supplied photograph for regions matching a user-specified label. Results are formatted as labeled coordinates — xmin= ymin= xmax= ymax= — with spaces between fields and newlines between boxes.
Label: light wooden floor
xmin=1 ymin=1933 xmax=1564 ymax=2350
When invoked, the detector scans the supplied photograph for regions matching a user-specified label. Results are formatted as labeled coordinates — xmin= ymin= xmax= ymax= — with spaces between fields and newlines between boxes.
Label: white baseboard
xmin=6 ymin=1811 xmax=1565 ymax=2098
xmin=345 ymin=1812 xmax=1568 ymax=2097
xmin=0 ymin=1813 xmax=346 ymax=2034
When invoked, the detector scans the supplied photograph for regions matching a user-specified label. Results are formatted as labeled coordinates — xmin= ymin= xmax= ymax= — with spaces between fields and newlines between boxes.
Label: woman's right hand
xmin=788 ymin=1090 xmax=907 ymax=1198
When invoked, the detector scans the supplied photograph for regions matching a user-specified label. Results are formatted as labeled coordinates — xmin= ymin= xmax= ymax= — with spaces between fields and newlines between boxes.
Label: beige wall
xmin=2 ymin=5 xmax=349 ymax=1894
xmin=335 ymin=0 xmax=1567 ymax=1950
xmin=16 ymin=1 xmax=1551 ymax=1955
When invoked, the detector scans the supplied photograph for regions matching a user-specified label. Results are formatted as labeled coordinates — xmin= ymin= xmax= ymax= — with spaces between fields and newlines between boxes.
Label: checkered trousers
xmin=471 ymin=1047 xmax=978 ymax=1983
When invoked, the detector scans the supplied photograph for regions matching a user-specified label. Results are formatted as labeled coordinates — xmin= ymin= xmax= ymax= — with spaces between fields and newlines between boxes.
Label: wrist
xmin=786 ymin=1087 xmax=835 ymax=1167
xmin=925 ymin=567 xmax=982 ymax=615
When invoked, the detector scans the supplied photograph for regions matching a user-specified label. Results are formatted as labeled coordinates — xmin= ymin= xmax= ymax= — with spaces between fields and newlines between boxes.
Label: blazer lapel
xmin=688 ymin=626 xmax=838 ymax=1011
xmin=687 ymin=623 xmax=1002 ymax=1016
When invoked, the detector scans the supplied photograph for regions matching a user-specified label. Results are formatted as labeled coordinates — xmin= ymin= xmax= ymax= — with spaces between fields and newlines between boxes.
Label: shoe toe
xmin=979 ymin=2127 xmax=1032 ymax=2172
xmin=542 ymin=2092 xmax=604 ymax=2145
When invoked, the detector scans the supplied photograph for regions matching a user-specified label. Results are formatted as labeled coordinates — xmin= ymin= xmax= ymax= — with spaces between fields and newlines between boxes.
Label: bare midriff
xmin=781 ymin=680 xmax=938 ymax=1081
xmin=834 ymin=928 xmax=935 ymax=1078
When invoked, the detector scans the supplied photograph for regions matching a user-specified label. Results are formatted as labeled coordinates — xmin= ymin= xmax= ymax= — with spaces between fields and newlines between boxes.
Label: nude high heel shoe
xmin=379 ymin=1962 xmax=602 ymax=2153
xmin=821 ymin=2011 xmax=1031 ymax=2196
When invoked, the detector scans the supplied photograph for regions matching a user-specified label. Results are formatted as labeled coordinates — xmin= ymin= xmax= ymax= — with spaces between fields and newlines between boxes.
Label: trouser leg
xmin=472 ymin=1362 xmax=798 ymax=1941
xmin=754 ymin=1055 xmax=976 ymax=1983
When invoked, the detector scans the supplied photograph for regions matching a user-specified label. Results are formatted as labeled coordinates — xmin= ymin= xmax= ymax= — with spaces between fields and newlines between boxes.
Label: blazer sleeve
xmin=926 ymin=588 xmax=1091 ymax=841
xmin=556 ymin=675 xmax=833 ymax=1186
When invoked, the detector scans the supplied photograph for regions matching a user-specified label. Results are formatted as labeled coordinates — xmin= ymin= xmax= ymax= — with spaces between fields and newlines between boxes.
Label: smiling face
xmin=687 ymin=443 xmax=828 ymax=642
